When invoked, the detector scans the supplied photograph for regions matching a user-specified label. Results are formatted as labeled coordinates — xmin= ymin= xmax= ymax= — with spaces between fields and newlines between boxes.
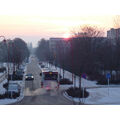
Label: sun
xmin=63 ymin=33 xmax=71 ymax=38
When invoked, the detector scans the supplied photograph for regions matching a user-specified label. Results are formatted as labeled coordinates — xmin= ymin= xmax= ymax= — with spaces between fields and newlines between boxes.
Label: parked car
xmin=15 ymin=69 xmax=24 ymax=80
xmin=41 ymin=65 xmax=45 ymax=68
xmin=7 ymin=83 xmax=21 ymax=98
xmin=39 ymin=62 xmax=42 ymax=65
xmin=25 ymin=73 xmax=34 ymax=81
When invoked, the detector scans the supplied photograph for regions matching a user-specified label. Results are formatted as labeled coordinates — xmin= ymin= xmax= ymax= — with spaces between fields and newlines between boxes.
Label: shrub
xmin=60 ymin=78 xmax=73 ymax=85
xmin=66 ymin=87 xmax=89 ymax=98
xmin=0 ymin=67 xmax=6 ymax=72
xmin=8 ymin=74 xmax=23 ymax=80
xmin=3 ymin=82 xmax=8 ymax=89
xmin=97 ymin=79 xmax=120 ymax=85
xmin=0 ymin=92 xmax=20 ymax=99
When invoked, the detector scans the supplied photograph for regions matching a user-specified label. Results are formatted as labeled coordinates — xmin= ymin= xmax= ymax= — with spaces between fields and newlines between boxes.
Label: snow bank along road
xmin=0 ymin=72 xmax=6 ymax=83
xmin=13 ymin=57 xmax=73 ymax=105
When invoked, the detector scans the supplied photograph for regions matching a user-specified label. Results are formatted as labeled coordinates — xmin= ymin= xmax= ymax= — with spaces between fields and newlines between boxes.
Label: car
xmin=39 ymin=62 xmax=42 ymax=65
xmin=7 ymin=83 xmax=21 ymax=98
xmin=41 ymin=65 xmax=45 ymax=68
xmin=25 ymin=73 xmax=34 ymax=81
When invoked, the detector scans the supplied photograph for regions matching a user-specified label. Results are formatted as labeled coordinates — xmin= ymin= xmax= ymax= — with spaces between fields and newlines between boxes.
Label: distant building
xmin=107 ymin=28 xmax=120 ymax=39
xmin=49 ymin=38 xmax=63 ymax=53
xmin=27 ymin=42 xmax=33 ymax=53
xmin=49 ymin=38 xmax=69 ymax=55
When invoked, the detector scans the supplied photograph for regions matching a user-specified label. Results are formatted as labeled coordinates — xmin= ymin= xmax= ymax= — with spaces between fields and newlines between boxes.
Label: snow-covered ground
xmin=0 ymin=93 xmax=24 ymax=105
xmin=64 ymin=88 xmax=120 ymax=105
xmin=85 ymin=88 xmax=120 ymax=105
xmin=0 ymin=64 xmax=26 ymax=105
xmin=40 ymin=62 xmax=120 ymax=104
xmin=0 ymin=79 xmax=24 ymax=105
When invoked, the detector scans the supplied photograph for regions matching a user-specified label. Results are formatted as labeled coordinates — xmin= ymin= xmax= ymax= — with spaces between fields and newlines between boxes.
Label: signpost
xmin=106 ymin=73 xmax=111 ymax=96
xmin=73 ymin=74 xmax=76 ymax=88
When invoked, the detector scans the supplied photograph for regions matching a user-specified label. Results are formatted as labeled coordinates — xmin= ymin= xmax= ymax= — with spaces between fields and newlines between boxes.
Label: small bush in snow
xmin=3 ymin=82 xmax=8 ymax=89
xmin=60 ymin=78 xmax=73 ymax=85
xmin=66 ymin=87 xmax=89 ymax=98
xmin=0 ymin=67 xmax=6 ymax=72
xmin=0 ymin=92 xmax=20 ymax=99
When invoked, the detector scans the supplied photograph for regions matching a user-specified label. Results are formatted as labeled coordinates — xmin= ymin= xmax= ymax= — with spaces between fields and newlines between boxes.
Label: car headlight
xmin=31 ymin=76 xmax=33 ymax=78
xmin=25 ymin=76 xmax=28 ymax=78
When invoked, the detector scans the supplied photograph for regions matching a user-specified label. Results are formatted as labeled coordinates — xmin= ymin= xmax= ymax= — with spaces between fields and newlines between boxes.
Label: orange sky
xmin=0 ymin=0 xmax=120 ymax=46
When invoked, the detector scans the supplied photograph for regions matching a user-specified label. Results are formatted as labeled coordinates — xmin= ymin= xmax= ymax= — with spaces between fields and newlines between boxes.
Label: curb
xmin=63 ymin=91 xmax=79 ymax=103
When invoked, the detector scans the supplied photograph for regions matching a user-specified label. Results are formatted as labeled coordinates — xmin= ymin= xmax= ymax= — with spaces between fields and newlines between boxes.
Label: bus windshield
xmin=44 ymin=72 xmax=58 ymax=80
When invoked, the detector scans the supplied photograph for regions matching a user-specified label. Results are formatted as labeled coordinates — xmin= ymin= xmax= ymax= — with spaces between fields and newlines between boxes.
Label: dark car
xmin=41 ymin=65 xmax=45 ymax=68
xmin=25 ymin=73 xmax=34 ymax=81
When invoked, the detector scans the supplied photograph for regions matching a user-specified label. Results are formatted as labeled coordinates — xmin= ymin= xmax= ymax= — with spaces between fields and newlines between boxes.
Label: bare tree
xmin=71 ymin=24 xmax=104 ymax=38
xmin=114 ymin=15 xmax=120 ymax=29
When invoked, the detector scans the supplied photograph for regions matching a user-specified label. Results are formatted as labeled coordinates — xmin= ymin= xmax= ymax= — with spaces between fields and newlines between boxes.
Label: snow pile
xmin=0 ymin=80 xmax=24 ymax=105
xmin=0 ymin=92 xmax=24 ymax=105
xmin=64 ymin=87 xmax=120 ymax=105
xmin=85 ymin=88 xmax=120 ymax=105
xmin=0 ymin=78 xmax=25 ymax=105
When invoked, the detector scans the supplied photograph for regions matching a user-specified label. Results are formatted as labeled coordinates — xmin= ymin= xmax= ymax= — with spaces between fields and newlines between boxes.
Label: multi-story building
xmin=49 ymin=38 xmax=63 ymax=53
xmin=107 ymin=28 xmax=120 ymax=39
xmin=107 ymin=28 xmax=120 ymax=44
xmin=49 ymin=37 xmax=69 ymax=54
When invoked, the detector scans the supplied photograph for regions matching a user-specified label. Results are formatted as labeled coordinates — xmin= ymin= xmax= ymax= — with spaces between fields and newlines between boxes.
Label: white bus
xmin=40 ymin=68 xmax=60 ymax=90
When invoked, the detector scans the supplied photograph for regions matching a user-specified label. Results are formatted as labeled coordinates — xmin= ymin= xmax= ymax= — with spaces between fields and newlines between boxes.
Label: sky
xmin=0 ymin=0 xmax=120 ymax=47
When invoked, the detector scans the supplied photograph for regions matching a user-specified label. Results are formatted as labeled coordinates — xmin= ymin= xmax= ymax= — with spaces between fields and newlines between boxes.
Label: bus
xmin=40 ymin=68 xmax=60 ymax=90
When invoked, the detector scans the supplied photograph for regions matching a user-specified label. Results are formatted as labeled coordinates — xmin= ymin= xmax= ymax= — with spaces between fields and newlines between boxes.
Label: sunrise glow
xmin=63 ymin=33 xmax=71 ymax=38
xmin=0 ymin=0 xmax=119 ymax=46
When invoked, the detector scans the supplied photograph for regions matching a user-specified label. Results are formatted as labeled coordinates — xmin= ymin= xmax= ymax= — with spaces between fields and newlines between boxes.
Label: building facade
xmin=107 ymin=28 xmax=120 ymax=39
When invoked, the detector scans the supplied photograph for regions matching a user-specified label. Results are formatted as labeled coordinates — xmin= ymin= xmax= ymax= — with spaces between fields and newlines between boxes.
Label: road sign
xmin=81 ymin=73 xmax=87 ymax=79
xmin=106 ymin=73 xmax=111 ymax=96
xmin=106 ymin=73 xmax=111 ymax=79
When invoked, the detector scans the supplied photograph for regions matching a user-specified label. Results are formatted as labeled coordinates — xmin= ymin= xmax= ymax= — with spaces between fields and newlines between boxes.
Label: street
xmin=14 ymin=57 xmax=73 ymax=105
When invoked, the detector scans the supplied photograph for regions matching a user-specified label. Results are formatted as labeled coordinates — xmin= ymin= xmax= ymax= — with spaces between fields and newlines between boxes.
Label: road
xmin=14 ymin=57 xmax=73 ymax=105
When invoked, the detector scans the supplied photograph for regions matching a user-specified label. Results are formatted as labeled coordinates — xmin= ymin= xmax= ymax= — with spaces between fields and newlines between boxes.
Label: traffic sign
xmin=106 ymin=73 xmax=111 ymax=96
xmin=106 ymin=73 xmax=111 ymax=79
xmin=82 ymin=73 xmax=87 ymax=79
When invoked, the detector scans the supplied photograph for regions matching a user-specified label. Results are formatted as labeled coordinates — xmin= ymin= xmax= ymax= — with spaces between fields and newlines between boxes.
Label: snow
xmin=0 ymin=72 xmax=6 ymax=82
xmin=0 ymin=79 xmax=24 ymax=105
xmin=0 ymin=78 xmax=24 ymax=105
xmin=0 ymin=60 xmax=29 ymax=104
xmin=64 ymin=88 xmax=120 ymax=105
xmin=41 ymin=63 xmax=120 ymax=104
xmin=0 ymin=92 xmax=24 ymax=105
xmin=0 ymin=79 xmax=7 ymax=94
xmin=85 ymin=88 xmax=120 ymax=105
xmin=0 ymin=73 xmax=3 ymax=76
xmin=59 ymin=85 xmax=73 ymax=90
xmin=0 ymin=66 xmax=26 ymax=105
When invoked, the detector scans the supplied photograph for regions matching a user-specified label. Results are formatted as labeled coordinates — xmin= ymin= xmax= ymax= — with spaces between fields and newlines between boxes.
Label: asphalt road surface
xmin=14 ymin=57 xmax=73 ymax=105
